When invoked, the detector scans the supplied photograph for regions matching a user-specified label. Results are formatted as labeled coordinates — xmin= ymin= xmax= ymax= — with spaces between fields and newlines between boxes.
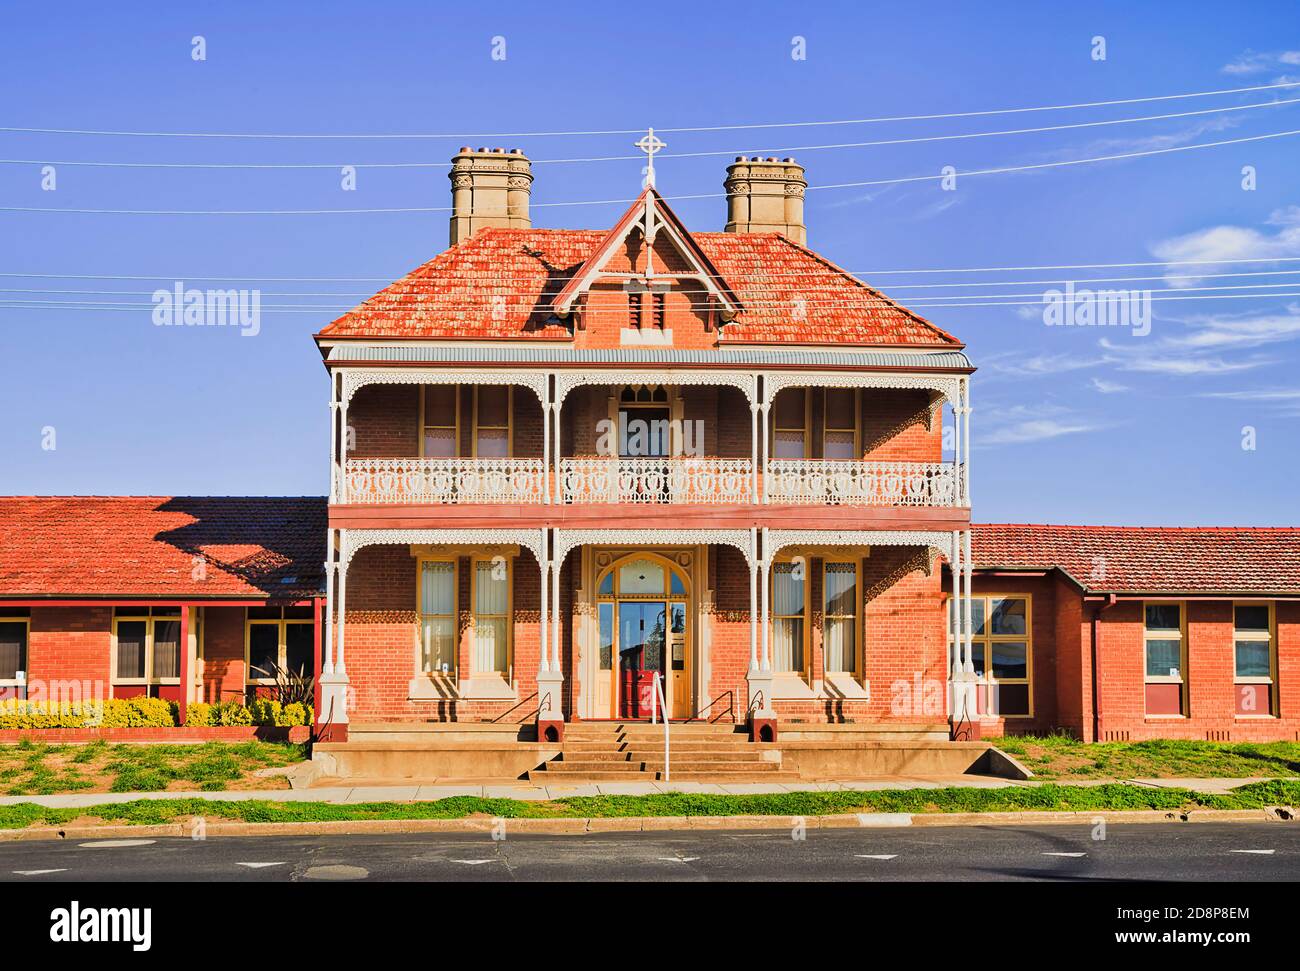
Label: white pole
xmin=335 ymin=536 xmax=348 ymax=677
xmin=542 ymin=381 xmax=552 ymax=505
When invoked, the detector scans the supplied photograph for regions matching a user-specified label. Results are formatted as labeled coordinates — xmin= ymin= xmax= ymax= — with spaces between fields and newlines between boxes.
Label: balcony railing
xmin=767 ymin=459 xmax=962 ymax=507
xmin=560 ymin=457 xmax=754 ymax=504
xmin=341 ymin=457 xmax=547 ymax=504
xmin=336 ymin=456 xmax=965 ymax=507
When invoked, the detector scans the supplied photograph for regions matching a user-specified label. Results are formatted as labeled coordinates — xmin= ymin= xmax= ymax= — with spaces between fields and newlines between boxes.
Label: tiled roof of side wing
xmin=0 ymin=496 xmax=327 ymax=599
xmin=318 ymin=228 xmax=960 ymax=346
xmin=972 ymin=523 xmax=1300 ymax=595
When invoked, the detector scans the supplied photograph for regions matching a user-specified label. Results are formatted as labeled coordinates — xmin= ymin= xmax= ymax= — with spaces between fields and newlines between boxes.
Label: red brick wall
xmin=27 ymin=607 xmax=111 ymax=700
xmin=706 ymin=545 xmax=947 ymax=724
xmin=1090 ymin=599 xmax=1300 ymax=742
xmin=860 ymin=389 xmax=941 ymax=462
xmin=342 ymin=545 xmax=543 ymax=723
xmin=348 ymin=384 xmax=419 ymax=457
xmin=199 ymin=606 xmax=247 ymax=703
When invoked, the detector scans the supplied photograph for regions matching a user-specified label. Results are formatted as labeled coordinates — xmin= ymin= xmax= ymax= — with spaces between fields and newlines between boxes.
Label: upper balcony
xmin=327 ymin=357 xmax=972 ymax=514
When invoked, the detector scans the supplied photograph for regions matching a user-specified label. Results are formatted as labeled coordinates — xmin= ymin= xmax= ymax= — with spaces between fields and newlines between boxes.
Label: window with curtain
xmin=0 ymin=621 xmax=28 ymax=681
xmin=823 ymin=561 xmax=857 ymax=673
xmin=421 ymin=560 xmax=457 ymax=676
xmin=772 ymin=388 xmax=807 ymax=459
xmin=772 ymin=561 xmax=806 ymax=673
xmin=823 ymin=389 xmax=857 ymax=460
xmin=474 ymin=386 xmax=511 ymax=458
xmin=423 ymin=385 xmax=458 ymax=458
xmin=473 ymin=558 xmax=510 ymax=675
xmin=114 ymin=619 xmax=148 ymax=680
xmin=151 ymin=620 xmax=181 ymax=680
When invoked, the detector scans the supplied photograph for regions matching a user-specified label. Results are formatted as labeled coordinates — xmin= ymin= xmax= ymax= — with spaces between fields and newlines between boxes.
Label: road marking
xmin=450 ymin=859 xmax=495 ymax=865
xmin=13 ymin=869 xmax=67 ymax=875
xmin=1042 ymin=852 xmax=1087 ymax=857
xmin=236 ymin=862 xmax=287 ymax=869
xmin=1230 ymin=849 xmax=1275 ymax=855
xmin=78 ymin=839 xmax=156 ymax=848
xmin=855 ymin=854 xmax=898 ymax=860
xmin=657 ymin=857 xmax=700 ymax=863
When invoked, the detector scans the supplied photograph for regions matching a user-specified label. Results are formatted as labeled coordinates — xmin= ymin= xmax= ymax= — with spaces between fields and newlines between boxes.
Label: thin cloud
xmin=1090 ymin=377 xmax=1129 ymax=394
xmin=977 ymin=403 xmax=1110 ymax=446
xmin=1221 ymin=49 xmax=1300 ymax=75
xmin=1150 ymin=207 xmax=1300 ymax=284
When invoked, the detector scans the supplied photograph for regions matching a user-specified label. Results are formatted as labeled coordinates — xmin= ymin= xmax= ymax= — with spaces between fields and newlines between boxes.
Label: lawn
xmin=0 ymin=740 xmax=308 ymax=795
xmin=991 ymin=735 xmax=1300 ymax=780
xmin=0 ymin=779 xmax=1296 ymax=830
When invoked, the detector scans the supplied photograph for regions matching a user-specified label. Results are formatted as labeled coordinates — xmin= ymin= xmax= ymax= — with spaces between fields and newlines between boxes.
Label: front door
xmin=618 ymin=601 xmax=665 ymax=718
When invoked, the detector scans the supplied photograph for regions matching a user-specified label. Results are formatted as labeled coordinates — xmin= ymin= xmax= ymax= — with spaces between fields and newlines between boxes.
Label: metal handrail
xmin=650 ymin=672 xmax=670 ymax=783
xmin=693 ymin=689 xmax=735 ymax=724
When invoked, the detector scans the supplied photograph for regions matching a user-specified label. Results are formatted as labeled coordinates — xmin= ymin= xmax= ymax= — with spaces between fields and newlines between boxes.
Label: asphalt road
xmin=0 ymin=822 xmax=1295 ymax=881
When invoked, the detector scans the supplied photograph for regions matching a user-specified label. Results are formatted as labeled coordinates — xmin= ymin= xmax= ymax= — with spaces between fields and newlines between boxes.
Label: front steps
xmin=527 ymin=721 xmax=797 ymax=783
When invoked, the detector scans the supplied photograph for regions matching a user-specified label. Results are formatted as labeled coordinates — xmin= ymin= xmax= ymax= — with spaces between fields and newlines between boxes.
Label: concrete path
xmin=0 ymin=775 xmax=1277 ymax=809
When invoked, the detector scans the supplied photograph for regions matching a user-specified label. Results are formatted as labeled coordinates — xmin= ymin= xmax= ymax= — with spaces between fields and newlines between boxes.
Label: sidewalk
xmin=0 ymin=775 xmax=1276 ymax=809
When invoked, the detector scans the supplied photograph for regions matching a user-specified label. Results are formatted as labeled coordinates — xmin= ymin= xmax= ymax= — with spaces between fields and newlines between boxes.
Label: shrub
xmin=0 ymin=698 xmax=178 ymax=730
xmin=0 ymin=697 xmax=312 ymax=731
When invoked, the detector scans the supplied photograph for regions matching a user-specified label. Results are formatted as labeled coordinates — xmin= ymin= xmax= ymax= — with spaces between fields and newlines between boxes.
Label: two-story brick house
xmin=315 ymin=146 xmax=978 ymax=742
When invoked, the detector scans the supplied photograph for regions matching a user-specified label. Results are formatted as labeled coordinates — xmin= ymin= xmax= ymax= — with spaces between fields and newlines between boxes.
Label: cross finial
xmin=635 ymin=127 xmax=666 ymax=188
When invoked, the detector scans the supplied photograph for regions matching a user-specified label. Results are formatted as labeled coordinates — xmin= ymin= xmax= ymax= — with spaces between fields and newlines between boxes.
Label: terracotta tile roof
xmin=0 ymin=497 xmax=326 ymax=599
xmin=317 ymin=227 xmax=959 ymax=347
xmin=972 ymin=523 xmax=1300 ymax=595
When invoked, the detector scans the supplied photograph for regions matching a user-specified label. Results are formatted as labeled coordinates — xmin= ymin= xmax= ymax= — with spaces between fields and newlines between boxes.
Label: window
xmin=1143 ymin=602 xmax=1186 ymax=716
xmin=771 ymin=561 xmax=807 ymax=674
xmin=113 ymin=608 xmax=184 ymax=693
xmin=949 ymin=595 xmax=1030 ymax=717
xmin=0 ymin=615 xmax=30 ymax=683
xmin=823 ymin=561 xmax=858 ymax=674
xmin=472 ymin=557 xmax=510 ymax=676
xmin=1234 ymin=603 xmax=1275 ymax=716
xmin=420 ymin=559 xmax=457 ymax=676
xmin=245 ymin=606 xmax=314 ymax=683
xmin=823 ymin=389 xmax=858 ymax=460
xmin=473 ymin=386 xmax=511 ymax=458
xmin=772 ymin=388 xmax=808 ymax=459
xmin=422 ymin=385 xmax=459 ymax=458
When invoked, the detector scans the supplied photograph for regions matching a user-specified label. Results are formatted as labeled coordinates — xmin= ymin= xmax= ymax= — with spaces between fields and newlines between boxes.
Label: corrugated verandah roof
xmin=317 ymin=226 xmax=961 ymax=347
xmin=972 ymin=523 xmax=1300 ymax=596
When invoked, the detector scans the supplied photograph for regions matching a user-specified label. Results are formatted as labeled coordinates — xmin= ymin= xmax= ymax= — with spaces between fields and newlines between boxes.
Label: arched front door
xmin=595 ymin=554 xmax=690 ymax=720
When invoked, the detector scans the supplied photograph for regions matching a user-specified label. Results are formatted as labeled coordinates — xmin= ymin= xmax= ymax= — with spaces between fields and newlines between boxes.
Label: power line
xmin=6 ymin=95 xmax=1298 ymax=170
xmin=1 ymin=291 xmax=1295 ymax=313
xmin=6 ymin=126 xmax=1298 ymax=215
xmin=10 ymin=268 xmax=1300 ymax=298
xmin=6 ymin=281 xmax=1297 ymax=310
xmin=5 ymin=258 xmax=1300 ymax=287
xmin=3 ymin=80 xmax=1297 ymax=139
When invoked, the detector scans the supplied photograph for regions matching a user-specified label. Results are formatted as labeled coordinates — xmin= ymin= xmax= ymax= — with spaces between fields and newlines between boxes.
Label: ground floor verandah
xmin=317 ymin=527 xmax=981 ymax=740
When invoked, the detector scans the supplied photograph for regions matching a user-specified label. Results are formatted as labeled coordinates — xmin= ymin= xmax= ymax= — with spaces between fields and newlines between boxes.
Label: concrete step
xmin=526 ymin=769 xmax=802 ymax=783
xmin=558 ymin=749 xmax=771 ymax=763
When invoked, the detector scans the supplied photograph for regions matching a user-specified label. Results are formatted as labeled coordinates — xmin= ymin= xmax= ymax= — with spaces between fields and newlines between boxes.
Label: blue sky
xmin=1 ymin=1 xmax=1297 ymax=525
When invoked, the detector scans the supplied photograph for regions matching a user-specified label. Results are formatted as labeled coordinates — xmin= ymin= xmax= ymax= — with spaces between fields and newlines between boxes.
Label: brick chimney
xmin=723 ymin=156 xmax=807 ymax=245
xmin=448 ymin=147 xmax=533 ymax=246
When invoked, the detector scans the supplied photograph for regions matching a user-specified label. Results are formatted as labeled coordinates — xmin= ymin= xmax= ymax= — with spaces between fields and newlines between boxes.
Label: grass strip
xmin=1 ymin=780 xmax=1295 ymax=830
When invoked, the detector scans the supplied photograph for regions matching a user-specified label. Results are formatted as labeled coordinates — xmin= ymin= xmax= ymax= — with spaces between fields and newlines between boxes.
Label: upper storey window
xmin=823 ymin=389 xmax=858 ymax=460
xmin=421 ymin=384 xmax=513 ymax=458
xmin=423 ymin=386 xmax=458 ymax=458
xmin=474 ymin=386 xmax=511 ymax=458
xmin=772 ymin=388 xmax=808 ymax=459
